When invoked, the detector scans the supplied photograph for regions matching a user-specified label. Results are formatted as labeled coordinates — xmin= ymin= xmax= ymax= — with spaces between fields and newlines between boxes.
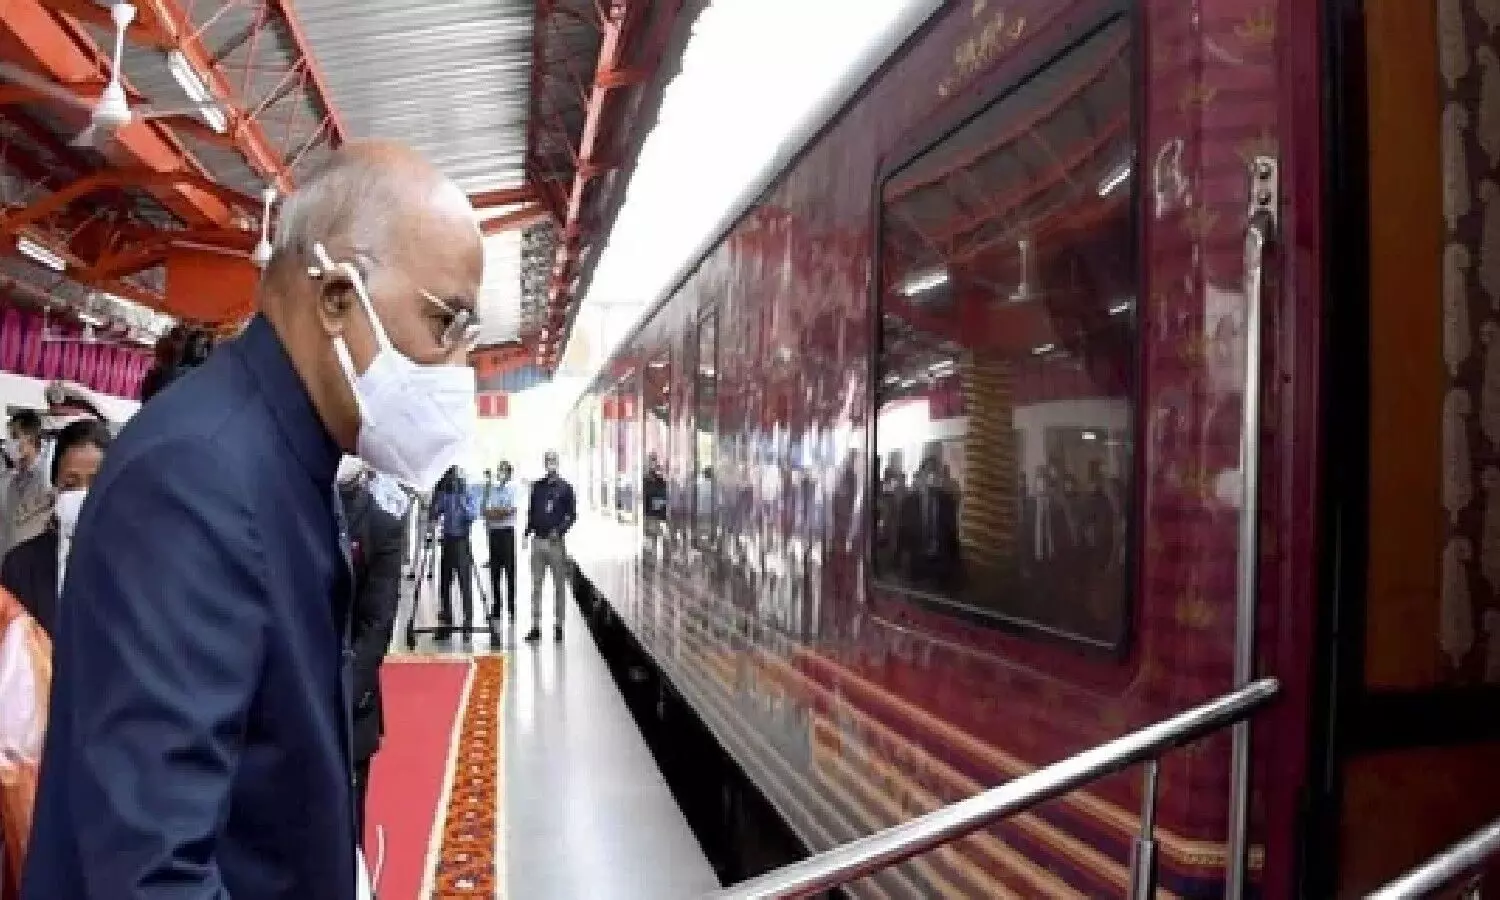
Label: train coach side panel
xmin=568 ymin=0 xmax=1314 ymax=896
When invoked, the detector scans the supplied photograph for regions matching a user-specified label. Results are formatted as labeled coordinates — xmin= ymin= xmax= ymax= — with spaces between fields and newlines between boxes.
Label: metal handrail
xmin=1228 ymin=153 xmax=1280 ymax=900
xmin=706 ymin=677 xmax=1281 ymax=899
xmin=1366 ymin=817 xmax=1500 ymax=899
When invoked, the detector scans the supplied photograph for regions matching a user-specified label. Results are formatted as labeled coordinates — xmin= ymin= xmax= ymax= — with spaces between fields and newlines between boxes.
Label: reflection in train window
xmin=597 ymin=392 xmax=612 ymax=511
xmin=872 ymin=17 xmax=1136 ymax=649
xmin=693 ymin=310 xmax=719 ymax=544
xmin=613 ymin=373 xmax=641 ymax=523
xmin=644 ymin=353 xmax=671 ymax=525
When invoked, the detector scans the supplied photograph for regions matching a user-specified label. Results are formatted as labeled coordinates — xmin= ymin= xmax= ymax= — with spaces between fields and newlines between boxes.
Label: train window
xmin=613 ymin=373 xmax=641 ymax=523
xmin=598 ymin=391 xmax=612 ymax=511
xmin=872 ymin=15 xmax=1136 ymax=649
xmin=644 ymin=353 xmax=671 ymax=524
xmin=693 ymin=310 xmax=719 ymax=544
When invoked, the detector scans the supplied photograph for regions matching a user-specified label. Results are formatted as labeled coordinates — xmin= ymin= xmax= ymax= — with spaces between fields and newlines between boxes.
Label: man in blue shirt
xmin=23 ymin=140 xmax=484 ymax=899
xmin=430 ymin=465 xmax=480 ymax=634
xmin=524 ymin=450 xmax=576 ymax=642
xmin=481 ymin=459 xmax=520 ymax=621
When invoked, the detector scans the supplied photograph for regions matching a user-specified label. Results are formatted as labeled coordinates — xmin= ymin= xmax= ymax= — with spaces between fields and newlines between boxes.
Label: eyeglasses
xmin=308 ymin=244 xmax=480 ymax=353
xmin=418 ymin=289 xmax=481 ymax=352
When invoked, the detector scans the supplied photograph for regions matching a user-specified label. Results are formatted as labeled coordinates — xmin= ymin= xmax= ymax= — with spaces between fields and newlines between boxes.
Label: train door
xmin=1315 ymin=0 xmax=1500 ymax=894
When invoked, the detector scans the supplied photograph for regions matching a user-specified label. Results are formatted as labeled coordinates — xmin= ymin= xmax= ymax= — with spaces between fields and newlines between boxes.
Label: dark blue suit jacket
xmin=22 ymin=316 xmax=357 ymax=900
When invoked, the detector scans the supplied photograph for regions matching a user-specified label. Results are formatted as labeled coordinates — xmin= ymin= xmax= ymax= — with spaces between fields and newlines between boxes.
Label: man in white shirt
xmin=481 ymin=460 xmax=519 ymax=621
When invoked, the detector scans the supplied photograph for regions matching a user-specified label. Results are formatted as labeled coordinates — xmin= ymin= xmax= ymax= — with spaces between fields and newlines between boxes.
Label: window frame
xmin=865 ymin=0 xmax=1144 ymax=657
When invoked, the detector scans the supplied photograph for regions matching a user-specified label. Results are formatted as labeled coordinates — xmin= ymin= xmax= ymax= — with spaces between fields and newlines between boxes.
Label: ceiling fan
xmin=0 ymin=2 xmax=225 ymax=148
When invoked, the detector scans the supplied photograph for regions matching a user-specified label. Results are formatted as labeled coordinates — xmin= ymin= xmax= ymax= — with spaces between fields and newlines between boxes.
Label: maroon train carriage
xmin=564 ymin=0 xmax=1500 ymax=896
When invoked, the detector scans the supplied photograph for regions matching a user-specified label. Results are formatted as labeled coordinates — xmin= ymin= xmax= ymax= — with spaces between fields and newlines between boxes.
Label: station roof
xmin=0 ymin=0 xmax=688 ymax=372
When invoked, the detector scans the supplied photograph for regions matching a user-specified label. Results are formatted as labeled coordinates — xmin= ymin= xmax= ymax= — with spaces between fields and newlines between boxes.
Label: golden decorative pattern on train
xmin=936 ymin=6 xmax=1029 ymax=98
xmin=1436 ymin=0 xmax=1500 ymax=684
xmin=1177 ymin=81 xmax=1220 ymax=114
xmin=1175 ymin=589 xmax=1218 ymax=631
xmin=1233 ymin=7 xmax=1276 ymax=47
xmin=1180 ymin=205 xmax=1221 ymax=241
xmin=957 ymin=353 xmax=1019 ymax=574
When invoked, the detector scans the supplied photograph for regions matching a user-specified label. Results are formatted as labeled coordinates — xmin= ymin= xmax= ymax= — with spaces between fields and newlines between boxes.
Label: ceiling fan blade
xmin=0 ymin=62 xmax=94 ymax=111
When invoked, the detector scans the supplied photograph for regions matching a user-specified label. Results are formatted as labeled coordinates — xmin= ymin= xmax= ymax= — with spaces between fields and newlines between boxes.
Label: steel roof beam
xmin=127 ymin=0 xmax=289 ymax=191
xmin=260 ymin=0 xmax=346 ymax=148
xmin=1 ymin=168 xmax=255 ymax=240
xmin=0 ymin=0 xmax=234 ymax=226
xmin=38 ymin=0 xmax=348 ymax=187
xmin=471 ymin=185 xmax=539 ymax=211
xmin=547 ymin=0 xmax=638 ymax=298
xmin=538 ymin=0 xmax=683 ymax=367
xmin=481 ymin=203 xmax=551 ymax=236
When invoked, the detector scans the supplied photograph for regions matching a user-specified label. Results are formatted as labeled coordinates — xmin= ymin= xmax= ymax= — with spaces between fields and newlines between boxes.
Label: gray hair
xmin=270 ymin=145 xmax=476 ymax=276
xmin=272 ymin=154 xmax=395 ymax=272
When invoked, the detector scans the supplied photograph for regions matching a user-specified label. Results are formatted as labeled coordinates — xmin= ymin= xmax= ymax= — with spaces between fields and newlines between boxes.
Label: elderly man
xmin=23 ymin=141 xmax=482 ymax=899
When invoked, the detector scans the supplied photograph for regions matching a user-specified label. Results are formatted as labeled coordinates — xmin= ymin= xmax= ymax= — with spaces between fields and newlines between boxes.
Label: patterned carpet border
xmin=421 ymin=655 xmax=504 ymax=898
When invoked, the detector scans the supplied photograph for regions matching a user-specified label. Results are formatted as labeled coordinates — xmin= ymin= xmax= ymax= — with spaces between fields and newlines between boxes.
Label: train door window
xmin=614 ymin=373 xmax=641 ymax=523
xmin=872 ymin=14 xmax=1137 ymax=650
xmin=693 ymin=310 xmax=720 ymax=544
xmin=644 ymin=353 xmax=671 ymax=524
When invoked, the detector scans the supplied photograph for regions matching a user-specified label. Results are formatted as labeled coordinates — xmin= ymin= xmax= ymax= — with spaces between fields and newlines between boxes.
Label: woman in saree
xmin=0 ymin=585 xmax=50 ymax=899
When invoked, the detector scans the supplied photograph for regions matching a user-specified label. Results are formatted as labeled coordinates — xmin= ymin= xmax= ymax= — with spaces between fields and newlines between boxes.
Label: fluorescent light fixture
xmin=1097 ymin=157 xmax=1132 ymax=197
xmin=1082 ymin=431 xmax=1098 ymax=441
xmin=166 ymin=50 xmax=228 ymax=134
xmin=1109 ymin=299 xmax=1133 ymax=315
xmin=17 ymin=236 xmax=66 ymax=271
xmin=928 ymin=359 xmax=956 ymax=375
xmin=897 ymin=267 xmax=949 ymax=298
xmin=1007 ymin=238 xmax=1034 ymax=303
xmin=1031 ymin=343 xmax=1056 ymax=356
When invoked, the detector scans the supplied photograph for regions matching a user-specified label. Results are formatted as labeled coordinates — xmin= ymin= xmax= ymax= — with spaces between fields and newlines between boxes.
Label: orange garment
xmin=0 ymin=587 xmax=50 ymax=900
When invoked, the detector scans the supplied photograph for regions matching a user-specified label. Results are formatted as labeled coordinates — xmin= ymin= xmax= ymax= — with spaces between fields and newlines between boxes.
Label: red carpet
xmin=365 ymin=659 xmax=472 ymax=900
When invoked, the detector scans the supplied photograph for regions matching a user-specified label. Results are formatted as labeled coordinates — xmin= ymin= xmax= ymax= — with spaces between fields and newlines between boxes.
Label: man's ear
xmin=314 ymin=270 xmax=359 ymax=339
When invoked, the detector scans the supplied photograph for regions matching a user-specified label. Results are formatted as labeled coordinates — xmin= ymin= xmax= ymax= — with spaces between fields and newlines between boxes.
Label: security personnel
xmin=22 ymin=140 xmax=482 ymax=899
xmin=523 ymin=450 xmax=577 ymax=643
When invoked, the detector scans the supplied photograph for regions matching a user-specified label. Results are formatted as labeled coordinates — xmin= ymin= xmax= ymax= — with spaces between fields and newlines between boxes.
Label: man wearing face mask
xmin=523 ymin=450 xmax=576 ymax=643
xmin=0 ymin=410 xmax=52 ymax=563
xmin=0 ymin=418 xmax=111 ymax=638
xmin=23 ymin=140 xmax=483 ymax=900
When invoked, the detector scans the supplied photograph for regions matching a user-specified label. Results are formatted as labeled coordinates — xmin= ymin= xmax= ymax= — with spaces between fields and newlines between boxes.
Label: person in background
xmin=524 ymin=450 xmax=576 ymax=643
xmin=136 ymin=325 xmax=185 ymax=404
xmin=0 ymin=411 xmax=52 ymax=563
xmin=0 ymin=418 xmax=112 ymax=637
xmin=337 ymin=457 xmax=405 ymax=847
xmin=643 ymin=452 xmax=667 ymax=523
xmin=481 ymin=460 xmax=519 ymax=621
xmin=642 ymin=452 xmax=668 ymax=554
xmin=431 ymin=466 xmax=480 ymax=634
xmin=22 ymin=139 xmax=483 ymax=899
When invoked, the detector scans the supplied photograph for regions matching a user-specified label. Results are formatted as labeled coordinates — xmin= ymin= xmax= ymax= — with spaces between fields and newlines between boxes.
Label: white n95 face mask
xmin=312 ymin=244 xmax=477 ymax=492
xmin=55 ymin=488 xmax=87 ymax=539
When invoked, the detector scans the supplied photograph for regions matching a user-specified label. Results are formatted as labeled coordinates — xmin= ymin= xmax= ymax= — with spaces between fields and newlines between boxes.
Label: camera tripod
xmin=403 ymin=518 xmax=506 ymax=649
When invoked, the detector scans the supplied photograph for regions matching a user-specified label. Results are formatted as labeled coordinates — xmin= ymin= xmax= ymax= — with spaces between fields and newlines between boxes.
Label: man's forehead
xmin=390 ymin=210 xmax=483 ymax=307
